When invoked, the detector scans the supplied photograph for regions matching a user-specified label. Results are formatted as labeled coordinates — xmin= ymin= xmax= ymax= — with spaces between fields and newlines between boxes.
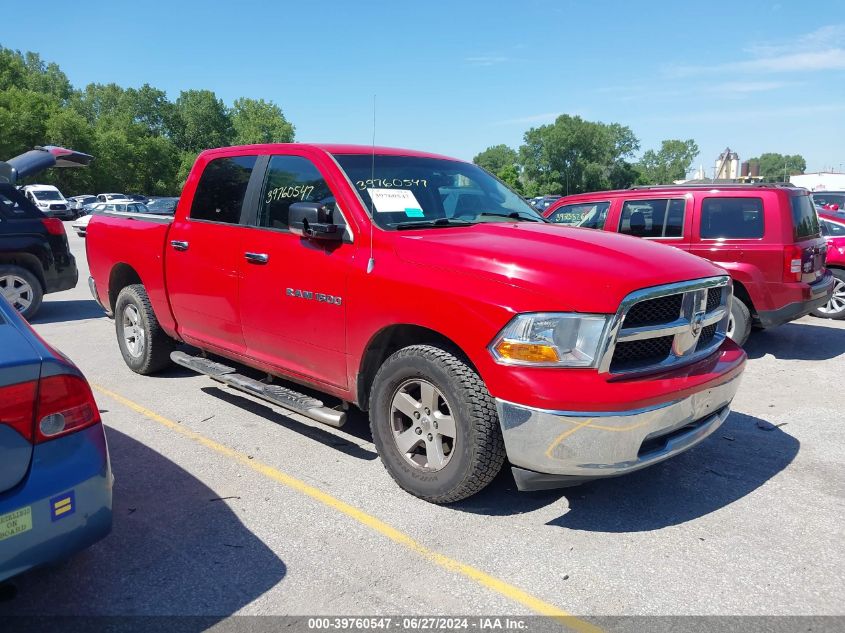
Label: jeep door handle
xmin=244 ymin=252 xmax=269 ymax=264
xmin=170 ymin=240 xmax=189 ymax=251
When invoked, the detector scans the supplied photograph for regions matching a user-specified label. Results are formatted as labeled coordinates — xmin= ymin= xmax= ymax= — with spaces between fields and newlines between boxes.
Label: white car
xmin=21 ymin=184 xmax=75 ymax=219
xmin=72 ymin=200 xmax=150 ymax=236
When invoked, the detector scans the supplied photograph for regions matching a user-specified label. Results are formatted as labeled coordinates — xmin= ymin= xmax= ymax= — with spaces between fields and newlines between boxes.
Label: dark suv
xmin=0 ymin=146 xmax=90 ymax=319
xmin=545 ymin=184 xmax=833 ymax=344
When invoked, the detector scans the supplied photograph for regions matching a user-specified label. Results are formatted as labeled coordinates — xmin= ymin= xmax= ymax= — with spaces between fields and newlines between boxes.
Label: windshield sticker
xmin=367 ymin=188 xmax=424 ymax=217
xmin=356 ymin=178 xmax=427 ymax=190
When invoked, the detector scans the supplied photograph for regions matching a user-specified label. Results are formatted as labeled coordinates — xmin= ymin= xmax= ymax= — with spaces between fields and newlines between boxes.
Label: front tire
xmin=0 ymin=265 xmax=43 ymax=321
xmin=812 ymin=270 xmax=845 ymax=320
xmin=369 ymin=344 xmax=505 ymax=504
xmin=114 ymin=284 xmax=175 ymax=374
xmin=727 ymin=299 xmax=752 ymax=346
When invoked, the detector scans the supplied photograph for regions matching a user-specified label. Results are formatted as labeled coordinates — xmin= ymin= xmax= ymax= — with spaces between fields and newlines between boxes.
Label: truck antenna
xmin=367 ymin=95 xmax=376 ymax=274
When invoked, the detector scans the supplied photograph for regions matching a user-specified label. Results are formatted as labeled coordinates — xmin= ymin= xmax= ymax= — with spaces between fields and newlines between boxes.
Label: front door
xmin=166 ymin=154 xmax=260 ymax=355
xmin=238 ymin=153 xmax=354 ymax=388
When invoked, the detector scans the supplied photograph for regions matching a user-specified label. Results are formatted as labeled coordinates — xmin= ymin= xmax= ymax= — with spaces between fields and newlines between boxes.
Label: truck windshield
xmin=333 ymin=154 xmax=544 ymax=229
xmin=31 ymin=190 xmax=63 ymax=201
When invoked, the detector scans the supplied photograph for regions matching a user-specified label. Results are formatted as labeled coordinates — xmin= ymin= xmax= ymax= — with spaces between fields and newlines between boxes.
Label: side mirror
xmin=289 ymin=202 xmax=343 ymax=241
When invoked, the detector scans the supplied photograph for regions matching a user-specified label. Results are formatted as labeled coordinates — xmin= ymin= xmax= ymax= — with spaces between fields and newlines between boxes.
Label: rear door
xmin=0 ymin=304 xmax=40 ymax=493
xmin=789 ymin=191 xmax=826 ymax=283
xmin=238 ymin=151 xmax=354 ymax=388
xmin=166 ymin=154 xmax=261 ymax=355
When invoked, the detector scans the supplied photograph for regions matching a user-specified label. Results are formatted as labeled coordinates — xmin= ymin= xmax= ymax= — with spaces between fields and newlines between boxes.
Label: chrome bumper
xmin=496 ymin=374 xmax=741 ymax=482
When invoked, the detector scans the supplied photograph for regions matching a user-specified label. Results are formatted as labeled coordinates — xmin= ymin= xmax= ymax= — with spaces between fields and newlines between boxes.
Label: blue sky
xmin=4 ymin=1 xmax=844 ymax=173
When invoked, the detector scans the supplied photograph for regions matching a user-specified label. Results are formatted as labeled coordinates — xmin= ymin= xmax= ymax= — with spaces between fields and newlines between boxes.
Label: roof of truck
xmin=201 ymin=143 xmax=463 ymax=163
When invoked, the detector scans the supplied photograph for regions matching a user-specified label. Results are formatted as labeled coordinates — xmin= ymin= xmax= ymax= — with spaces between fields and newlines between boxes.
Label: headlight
xmin=490 ymin=313 xmax=609 ymax=367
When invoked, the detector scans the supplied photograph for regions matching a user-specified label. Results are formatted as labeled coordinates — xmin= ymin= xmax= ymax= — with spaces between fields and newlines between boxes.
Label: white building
xmin=789 ymin=172 xmax=845 ymax=191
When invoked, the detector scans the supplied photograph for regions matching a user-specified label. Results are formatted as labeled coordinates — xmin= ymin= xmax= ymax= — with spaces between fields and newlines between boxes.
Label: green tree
xmin=496 ymin=164 xmax=523 ymax=194
xmin=0 ymin=88 xmax=58 ymax=159
xmin=231 ymin=97 xmax=294 ymax=145
xmin=473 ymin=144 xmax=519 ymax=174
xmin=518 ymin=114 xmax=639 ymax=195
xmin=172 ymin=89 xmax=232 ymax=153
xmin=637 ymin=139 xmax=700 ymax=185
xmin=747 ymin=152 xmax=806 ymax=182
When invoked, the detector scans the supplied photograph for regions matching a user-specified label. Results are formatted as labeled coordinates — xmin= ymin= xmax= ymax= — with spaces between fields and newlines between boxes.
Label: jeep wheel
xmin=812 ymin=270 xmax=845 ymax=320
xmin=115 ymin=284 xmax=175 ymax=374
xmin=369 ymin=344 xmax=505 ymax=504
xmin=0 ymin=265 xmax=43 ymax=321
xmin=727 ymin=299 xmax=752 ymax=346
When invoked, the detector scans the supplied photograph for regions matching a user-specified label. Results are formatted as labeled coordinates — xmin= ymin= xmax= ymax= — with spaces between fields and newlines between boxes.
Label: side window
xmin=190 ymin=155 xmax=257 ymax=224
xmin=548 ymin=202 xmax=609 ymax=227
xmin=256 ymin=155 xmax=337 ymax=231
xmin=823 ymin=219 xmax=845 ymax=236
xmin=619 ymin=199 xmax=685 ymax=238
xmin=700 ymin=197 xmax=764 ymax=239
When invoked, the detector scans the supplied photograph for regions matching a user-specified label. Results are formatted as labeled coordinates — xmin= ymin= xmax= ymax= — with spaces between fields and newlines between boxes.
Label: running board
xmin=171 ymin=351 xmax=346 ymax=428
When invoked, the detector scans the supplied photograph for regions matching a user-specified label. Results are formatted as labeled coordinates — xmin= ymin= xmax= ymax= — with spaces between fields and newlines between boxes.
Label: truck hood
xmin=391 ymin=222 xmax=724 ymax=313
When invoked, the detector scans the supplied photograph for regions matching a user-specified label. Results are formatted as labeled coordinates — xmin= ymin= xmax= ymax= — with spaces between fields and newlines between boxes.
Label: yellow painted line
xmin=92 ymin=383 xmax=603 ymax=633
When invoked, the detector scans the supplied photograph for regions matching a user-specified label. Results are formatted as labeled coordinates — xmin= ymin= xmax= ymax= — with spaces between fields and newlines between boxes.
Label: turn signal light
xmin=493 ymin=341 xmax=560 ymax=363
xmin=34 ymin=373 xmax=100 ymax=443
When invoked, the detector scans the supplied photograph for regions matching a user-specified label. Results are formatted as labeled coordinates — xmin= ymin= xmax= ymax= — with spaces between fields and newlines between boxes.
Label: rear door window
xmin=190 ymin=155 xmax=258 ymax=224
xmin=790 ymin=194 xmax=820 ymax=240
xmin=548 ymin=201 xmax=609 ymax=227
xmin=821 ymin=219 xmax=845 ymax=237
xmin=619 ymin=198 xmax=685 ymax=238
xmin=700 ymin=197 xmax=764 ymax=239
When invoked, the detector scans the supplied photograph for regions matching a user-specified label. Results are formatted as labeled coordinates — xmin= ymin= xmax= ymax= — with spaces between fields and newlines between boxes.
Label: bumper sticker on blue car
xmin=0 ymin=507 xmax=33 ymax=541
xmin=50 ymin=491 xmax=75 ymax=522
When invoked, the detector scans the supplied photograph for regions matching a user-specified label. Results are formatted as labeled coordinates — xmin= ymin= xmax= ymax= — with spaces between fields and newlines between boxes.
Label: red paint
xmin=87 ymin=144 xmax=744 ymax=411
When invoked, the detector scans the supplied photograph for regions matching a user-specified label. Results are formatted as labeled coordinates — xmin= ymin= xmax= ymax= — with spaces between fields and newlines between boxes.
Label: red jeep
xmin=545 ymin=185 xmax=833 ymax=344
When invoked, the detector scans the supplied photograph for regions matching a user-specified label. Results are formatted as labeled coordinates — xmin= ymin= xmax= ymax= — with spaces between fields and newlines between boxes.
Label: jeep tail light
xmin=0 ymin=381 xmax=38 ymax=442
xmin=41 ymin=217 xmax=65 ymax=235
xmin=783 ymin=245 xmax=802 ymax=282
xmin=34 ymin=373 xmax=100 ymax=443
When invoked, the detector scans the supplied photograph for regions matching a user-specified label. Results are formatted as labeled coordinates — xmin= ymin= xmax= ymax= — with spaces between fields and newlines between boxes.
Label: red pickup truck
xmin=87 ymin=144 xmax=746 ymax=503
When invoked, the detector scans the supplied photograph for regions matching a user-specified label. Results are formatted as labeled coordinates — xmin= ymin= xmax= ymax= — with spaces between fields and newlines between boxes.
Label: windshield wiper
xmin=478 ymin=211 xmax=545 ymax=222
xmin=393 ymin=218 xmax=475 ymax=230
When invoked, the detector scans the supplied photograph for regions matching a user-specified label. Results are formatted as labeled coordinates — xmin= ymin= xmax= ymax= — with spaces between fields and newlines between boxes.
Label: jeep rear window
xmin=700 ymin=197 xmax=764 ymax=239
xmin=619 ymin=198 xmax=685 ymax=238
xmin=791 ymin=194 xmax=820 ymax=240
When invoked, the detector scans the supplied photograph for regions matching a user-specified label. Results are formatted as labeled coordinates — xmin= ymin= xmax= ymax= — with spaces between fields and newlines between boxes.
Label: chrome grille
xmin=600 ymin=276 xmax=732 ymax=375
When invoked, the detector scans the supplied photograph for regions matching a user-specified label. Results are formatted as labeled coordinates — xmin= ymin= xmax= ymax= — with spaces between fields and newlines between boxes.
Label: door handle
xmin=170 ymin=240 xmax=189 ymax=251
xmin=244 ymin=252 xmax=269 ymax=264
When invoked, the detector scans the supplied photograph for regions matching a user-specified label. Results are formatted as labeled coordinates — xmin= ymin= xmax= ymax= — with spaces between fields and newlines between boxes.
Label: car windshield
xmin=333 ymin=154 xmax=544 ymax=230
xmin=32 ymin=190 xmax=62 ymax=201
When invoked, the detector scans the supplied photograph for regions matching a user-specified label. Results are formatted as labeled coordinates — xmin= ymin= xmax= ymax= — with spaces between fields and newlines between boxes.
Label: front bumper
xmin=496 ymin=373 xmax=742 ymax=490
xmin=756 ymin=272 xmax=834 ymax=328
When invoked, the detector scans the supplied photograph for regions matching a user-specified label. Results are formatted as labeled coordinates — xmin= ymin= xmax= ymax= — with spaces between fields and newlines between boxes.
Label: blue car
xmin=0 ymin=295 xmax=112 ymax=582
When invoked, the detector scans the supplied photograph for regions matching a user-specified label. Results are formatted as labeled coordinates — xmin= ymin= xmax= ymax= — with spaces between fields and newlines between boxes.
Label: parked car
xmin=812 ymin=191 xmax=845 ymax=212
xmin=814 ymin=212 xmax=845 ymax=319
xmin=144 ymin=196 xmax=179 ymax=215
xmin=0 ymin=146 xmax=89 ymax=319
xmin=67 ymin=195 xmax=97 ymax=214
xmin=87 ymin=143 xmax=745 ymax=503
xmin=545 ymin=185 xmax=833 ymax=345
xmin=73 ymin=200 xmax=149 ymax=237
xmin=21 ymin=184 xmax=74 ymax=220
xmin=71 ymin=202 xmax=106 ymax=237
xmin=95 ymin=193 xmax=124 ymax=203
xmin=0 ymin=293 xmax=112 ymax=582
xmin=529 ymin=195 xmax=561 ymax=212
xmin=124 ymin=194 xmax=149 ymax=203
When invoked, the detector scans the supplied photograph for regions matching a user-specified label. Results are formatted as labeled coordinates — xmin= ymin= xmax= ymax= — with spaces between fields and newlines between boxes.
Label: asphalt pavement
xmin=2 ymin=228 xmax=843 ymax=628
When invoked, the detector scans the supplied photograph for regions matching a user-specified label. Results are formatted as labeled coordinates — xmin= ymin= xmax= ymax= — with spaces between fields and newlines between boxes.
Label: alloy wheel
xmin=389 ymin=378 xmax=457 ymax=471
xmin=0 ymin=274 xmax=33 ymax=313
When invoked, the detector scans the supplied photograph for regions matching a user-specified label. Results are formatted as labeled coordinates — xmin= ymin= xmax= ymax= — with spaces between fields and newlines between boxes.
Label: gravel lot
xmin=2 ymin=228 xmax=843 ymax=626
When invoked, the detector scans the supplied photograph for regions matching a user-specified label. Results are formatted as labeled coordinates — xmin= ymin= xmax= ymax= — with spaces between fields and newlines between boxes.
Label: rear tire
xmin=115 ymin=284 xmax=175 ymax=374
xmin=812 ymin=270 xmax=845 ymax=320
xmin=727 ymin=299 xmax=752 ymax=346
xmin=369 ymin=344 xmax=505 ymax=504
xmin=0 ymin=265 xmax=43 ymax=321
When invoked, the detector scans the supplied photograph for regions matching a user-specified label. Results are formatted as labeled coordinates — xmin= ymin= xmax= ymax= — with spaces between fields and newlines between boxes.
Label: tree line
xmin=0 ymin=46 xmax=294 ymax=196
xmin=474 ymin=115 xmax=806 ymax=196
